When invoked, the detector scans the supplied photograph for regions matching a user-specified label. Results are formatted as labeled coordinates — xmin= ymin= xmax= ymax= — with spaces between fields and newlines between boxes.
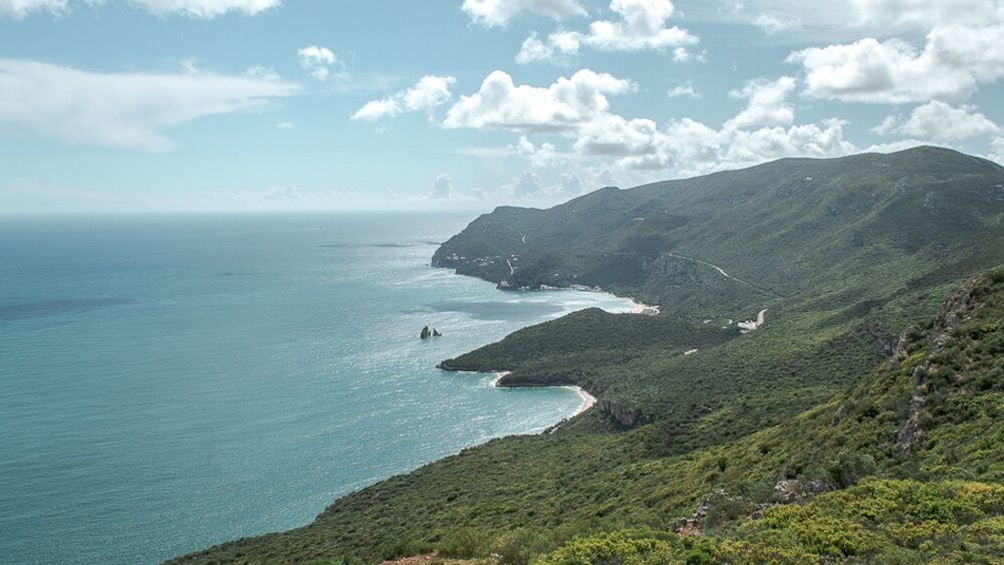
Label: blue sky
xmin=1 ymin=0 xmax=1003 ymax=213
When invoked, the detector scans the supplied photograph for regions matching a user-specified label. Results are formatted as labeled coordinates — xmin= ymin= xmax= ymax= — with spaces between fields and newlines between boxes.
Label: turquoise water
xmin=0 ymin=213 xmax=634 ymax=565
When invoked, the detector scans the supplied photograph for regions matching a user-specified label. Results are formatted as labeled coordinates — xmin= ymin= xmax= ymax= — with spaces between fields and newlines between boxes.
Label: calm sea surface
xmin=0 ymin=213 xmax=634 ymax=565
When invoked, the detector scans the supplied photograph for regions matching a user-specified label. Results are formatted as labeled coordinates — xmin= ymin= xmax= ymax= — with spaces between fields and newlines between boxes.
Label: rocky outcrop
xmin=420 ymin=326 xmax=443 ymax=339
xmin=599 ymin=399 xmax=649 ymax=429
xmin=897 ymin=275 xmax=986 ymax=450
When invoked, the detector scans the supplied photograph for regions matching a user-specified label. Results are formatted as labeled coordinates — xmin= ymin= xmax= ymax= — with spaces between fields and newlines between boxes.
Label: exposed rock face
xmin=772 ymin=479 xmax=831 ymax=503
xmin=420 ymin=326 xmax=431 ymax=339
xmin=897 ymin=275 xmax=986 ymax=450
xmin=600 ymin=399 xmax=649 ymax=429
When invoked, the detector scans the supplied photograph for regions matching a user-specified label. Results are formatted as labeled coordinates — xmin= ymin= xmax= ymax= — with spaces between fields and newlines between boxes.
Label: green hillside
xmin=169 ymin=148 xmax=1004 ymax=565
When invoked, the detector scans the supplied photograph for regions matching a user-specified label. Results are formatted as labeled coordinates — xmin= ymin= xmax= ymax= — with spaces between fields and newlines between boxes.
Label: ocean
xmin=0 ymin=213 xmax=634 ymax=565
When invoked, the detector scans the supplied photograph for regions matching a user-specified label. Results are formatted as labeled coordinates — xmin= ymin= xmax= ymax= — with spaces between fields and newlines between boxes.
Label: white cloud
xmin=863 ymin=138 xmax=933 ymax=154
xmin=0 ymin=58 xmax=298 ymax=151
xmin=514 ymin=169 xmax=544 ymax=196
xmin=442 ymin=69 xmax=635 ymax=133
xmin=488 ymin=73 xmax=858 ymax=182
xmin=462 ymin=0 xmax=586 ymax=27
xmin=667 ymin=81 xmax=699 ymax=98
xmin=560 ymin=173 xmax=583 ymax=195
xmin=574 ymin=114 xmax=664 ymax=158
xmin=297 ymin=45 xmax=338 ymax=80
xmin=352 ymin=98 xmax=400 ymax=122
xmin=402 ymin=75 xmax=457 ymax=113
xmin=989 ymin=137 xmax=1004 ymax=165
xmin=0 ymin=0 xmax=66 ymax=18
xmin=847 ymin=0 xmax=1003 ymax=30
xmin=244 ymin=65 xmax=280 ymax=81
xmin=586 ymin=0 xmax=696 ymax=51
xmin=788 ymin=23 xmax=1004 ymax=103
xmin=515 ymin=0 xmax=699 ymax=63
xmin=1 ymin=0 xmax=282 ymax=18
xmin=515 ymin=135 xmax=537 ymax=157
xmin=725 ymin=76 xmax=796 ymax=129
xmin=352 ymin=75 xmax=456 ymax=121
xmin=687 ymin=0 xmax=1002 ymax=39
xmin=430 ymin=173 xmax=454 ymax=199
xmin=131 ymin=0 xmax=280 ymax=17
xmin=874 ymin=101 xmax=999 ymax=140
xmin=275 ymin=121 xmax=294 ymax=128
xmin=753 ymin=13 xmax=801 ymax=34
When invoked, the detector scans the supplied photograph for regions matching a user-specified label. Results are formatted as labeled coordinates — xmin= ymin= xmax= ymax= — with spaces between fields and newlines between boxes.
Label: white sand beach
xmin=631 ymin=300 xmax=660 ymax=315
xmin=565 ymin=386 xmax=597 ymax=417
xmin=493 ymin=371 xmax=596 ymax=418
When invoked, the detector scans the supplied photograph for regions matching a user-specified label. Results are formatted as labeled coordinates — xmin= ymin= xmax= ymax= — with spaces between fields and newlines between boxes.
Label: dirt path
xmin=664 ymin=252 xmax=783 ymax=298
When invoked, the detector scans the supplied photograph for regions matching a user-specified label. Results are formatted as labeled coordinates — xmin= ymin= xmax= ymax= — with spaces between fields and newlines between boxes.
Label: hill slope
xmin=434 ymin=146 xmax=1004 ymax=316
xmin=169 ymin=148 xmax=1004 ymax=564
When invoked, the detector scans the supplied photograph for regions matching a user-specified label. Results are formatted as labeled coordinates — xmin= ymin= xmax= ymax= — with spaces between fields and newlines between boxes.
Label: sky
xmin=1 ymin=0 xmax=1003 ymax=214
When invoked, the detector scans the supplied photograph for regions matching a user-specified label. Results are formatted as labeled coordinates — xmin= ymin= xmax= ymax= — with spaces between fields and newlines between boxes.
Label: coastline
xmin=564 ymin=385 xmax=597 ymax=417
xmin=492 ymin=371 xmax=598 ymax=420
xmin=631 ymin=299 xmax=660 ymax=316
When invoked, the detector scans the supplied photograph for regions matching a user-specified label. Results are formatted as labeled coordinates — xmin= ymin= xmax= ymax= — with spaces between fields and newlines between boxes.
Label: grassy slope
xmin=169 ymin=148 xmax=1004 ymax=564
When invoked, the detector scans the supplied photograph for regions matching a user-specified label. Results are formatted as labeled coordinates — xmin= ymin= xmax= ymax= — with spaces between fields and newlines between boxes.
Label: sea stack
xmin=420 ymin=326 xmax=431 ymax=339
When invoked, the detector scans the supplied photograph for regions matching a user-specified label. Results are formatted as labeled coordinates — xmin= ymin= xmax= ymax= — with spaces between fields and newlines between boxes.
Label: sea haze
xmin=0 ymin=213 xmax=635 ymax=565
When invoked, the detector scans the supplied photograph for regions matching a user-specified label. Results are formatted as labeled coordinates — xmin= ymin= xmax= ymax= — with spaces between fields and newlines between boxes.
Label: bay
xmin=0 ymin=213 xmax=634 ymax=565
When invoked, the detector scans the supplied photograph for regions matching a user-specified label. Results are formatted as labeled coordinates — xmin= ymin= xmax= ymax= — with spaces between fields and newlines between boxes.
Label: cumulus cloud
xmin=448 ymin=67 xmax=859 ymax=182
xmin=873 ymin=101 xmax=999 ymax=141
xmin=687 ymin=0 xmax=1002 ymax=39
xmin=515 ymin=0 xmax=699 ymax=64
xmin=560 ymin=173 xmax=583 ymax=195
xmin=788 ymin=23 xmax=1004 ymax=103
xmin=430 ymin=173 xmax=454 ymax=199
xmin=462 ymin=0 xmax=586 ymax=27
xmin=515 ymin=31 xmax=584 ymax=64
xmin=574 ymin=114 xmax=664 ymax=159
xmin=0 ymin=58 xmax=298 ymax=151
xmin=725 ymin=76 xmax=797 ymax=130
xmin=0 ymin=0 xmax=280 ymax=18
xmin=514 ymin=169 xmax=544 ymax=197
xmin=847 ymin=0 xmax=1003 ymax=30
xmin=753 ymin=13 xmax=801 ymax=34
xmin=442 ymin=69 xmax=635 ymax=133
xmin=131 ymin=0 xmax=280 ymax=17
xmin=0 ymin=0 xmax=66 ymax=18
xmin=585 ymin=0 xmax=697 ymax=51
xmin=297 ymin=46 xmax=338 ymax=80
xmin=244 ymin=65 xmax=280 ymax=81
xmin=352 ymin=75 xmax=456 ymax=121
xmin=990 ymin=137 xmax=1004 ymax=166
xmin=667 ymin=82 xmax=699 ymax=98
xmin=574 ymin=116 xmax=856 ymax=177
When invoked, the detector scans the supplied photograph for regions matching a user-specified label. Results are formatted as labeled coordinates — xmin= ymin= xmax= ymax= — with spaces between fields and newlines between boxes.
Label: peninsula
xmin=170 ymin=147 xmax=1004 ymax=564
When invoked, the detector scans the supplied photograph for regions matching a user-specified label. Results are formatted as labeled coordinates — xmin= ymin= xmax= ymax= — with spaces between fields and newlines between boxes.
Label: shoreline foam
xmin=492 ymin=371 xmax=597 ymax=419
xmin=565 ymin=385 xmax=597 ymax=417
xmin=631 ymin=299 xmax=661 ymax=316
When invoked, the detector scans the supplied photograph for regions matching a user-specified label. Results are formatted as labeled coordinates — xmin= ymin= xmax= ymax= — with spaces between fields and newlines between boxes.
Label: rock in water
xmin=432 ymin=329 xmax=442 ymax=337
xmin=420 ymin=326 xmax=431 ymax=339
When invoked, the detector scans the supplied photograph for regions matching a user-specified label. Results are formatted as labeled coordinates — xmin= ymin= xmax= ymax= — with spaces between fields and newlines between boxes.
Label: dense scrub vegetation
xmin=170 ymin=148 xmax=1004 ymax=564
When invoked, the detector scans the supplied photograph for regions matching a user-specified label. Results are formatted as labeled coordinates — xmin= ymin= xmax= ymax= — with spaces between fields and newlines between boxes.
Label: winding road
xmin=664 ymin=252 xmax=784 ymax=299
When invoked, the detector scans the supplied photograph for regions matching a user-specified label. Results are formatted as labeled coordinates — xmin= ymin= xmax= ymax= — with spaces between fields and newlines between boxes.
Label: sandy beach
xmin=565 ymin=386 xmax=597 ymax=417
xmin=493 ymin=372 xmax=597 ymax=418
xmin=631 ymin=299 xmax=660 ymax=315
